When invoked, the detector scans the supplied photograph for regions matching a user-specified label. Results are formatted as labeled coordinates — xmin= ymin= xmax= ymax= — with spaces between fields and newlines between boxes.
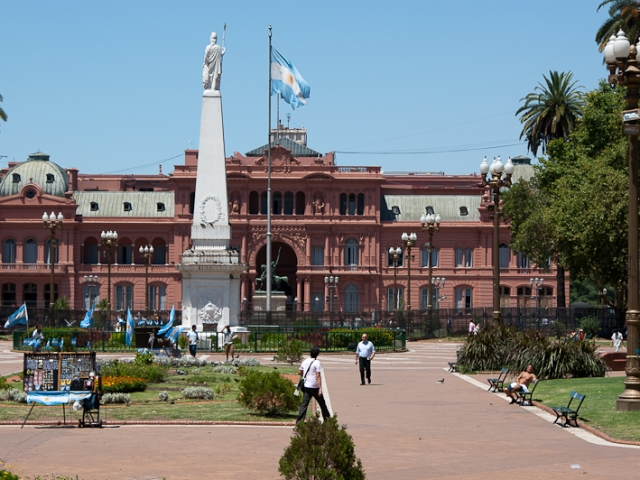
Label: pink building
xmin=0 ymin=132 xmax=561 ymax=315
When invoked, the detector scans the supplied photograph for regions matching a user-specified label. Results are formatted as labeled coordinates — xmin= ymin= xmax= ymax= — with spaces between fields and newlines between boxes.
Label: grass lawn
xmin=0 ymin=364 xmax=304 ymax=424
xmin=534 ymin=376 xmax=640 ymax=442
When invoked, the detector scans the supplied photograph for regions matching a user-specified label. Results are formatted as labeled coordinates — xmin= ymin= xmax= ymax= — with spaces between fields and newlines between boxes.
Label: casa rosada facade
xmin=0 ymin=134 xmax=562 ymax=316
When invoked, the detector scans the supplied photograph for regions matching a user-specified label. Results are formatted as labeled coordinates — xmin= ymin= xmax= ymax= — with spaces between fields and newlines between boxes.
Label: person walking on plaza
xmin=468 ymin=319 xmax=475 ymax=336
xmin=221 ymin=325 xmax=237 ymax=362
xmin=296 ymin=346 xmax=331 ymax=423
xmin=187 ymin=324 xmax=199 ymax=358
xmin=611 ymin=329 xmax=624 ymax=352
xmin=355 ymin=333 xmax=375 ymax=385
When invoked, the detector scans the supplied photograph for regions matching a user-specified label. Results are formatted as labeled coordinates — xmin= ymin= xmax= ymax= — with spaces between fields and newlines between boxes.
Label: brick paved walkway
xmin=1 ymin=341 xmax=639 ymax=479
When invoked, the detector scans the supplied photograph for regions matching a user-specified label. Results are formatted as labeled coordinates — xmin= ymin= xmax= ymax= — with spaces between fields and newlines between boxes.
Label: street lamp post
xmin=530 ymin=277 xmax=544 ymax=309
xmin=100 ymin=231 xmax=118 ymax=315
xmin=401 ymin=232 xmax=417 ymax=311
xmin=480 ymin=156 xmax=514 ymax=326
xmin=324 ymin=276 xmax=338 ymax=325
xmin=432 ymin=277 xmax=446 ymax=309
xmin=420 ymin=212 xmax=441 ymax=315
xmin=83 ymin=275 xmax=100 ymax=308
xmin=139 ymin=245 xmax=154 ymax=314
xmin=388 ymin=247 xmax=402 ymax=310
xmin=42 ymin=212 xmax=64 ymax=311
xmin=604 ymin=30 xmax=640 ymax=410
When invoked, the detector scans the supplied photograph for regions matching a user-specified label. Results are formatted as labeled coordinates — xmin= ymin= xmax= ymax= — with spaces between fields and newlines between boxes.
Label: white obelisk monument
xmin=177 ymin=30 xmax=243 ymax=330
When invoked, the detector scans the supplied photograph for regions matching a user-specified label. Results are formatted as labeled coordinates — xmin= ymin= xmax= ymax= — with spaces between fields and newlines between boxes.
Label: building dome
xmin=0 ymin=152 xmax=69 ymax=197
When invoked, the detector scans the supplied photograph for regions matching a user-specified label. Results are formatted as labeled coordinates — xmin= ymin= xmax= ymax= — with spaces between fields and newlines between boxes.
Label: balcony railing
xmin=0 ymin=264 xmax=69 ymax=273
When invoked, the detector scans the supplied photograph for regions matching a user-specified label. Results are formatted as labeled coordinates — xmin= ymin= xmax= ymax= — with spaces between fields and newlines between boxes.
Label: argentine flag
xmin=80 ymin=303 xmax=94 ymax=329
xmin=4 ymin=303 xmax=28 ymax=329
xmin=157 ymin=306 xmax=175 ymax=337
xmin=271 ymin=49 xmax=310 ymax=110
xmin=126 ymin=308 xmax=134 ymax=346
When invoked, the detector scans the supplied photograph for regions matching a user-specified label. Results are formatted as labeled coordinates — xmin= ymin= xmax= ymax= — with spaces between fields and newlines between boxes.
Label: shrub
xmin=276 ymin=339 xmax=304 ymax=365
xmin=279 ymin=415 xmax=365 ymax=480
xmin=102 ymin=376 xmax=147 ymax=393
xmin=178 ymin=334 xmax=188 ymax=350
xmin=134 ymin=351 xmax=155 ymax=366
xmin=212 ymin=365 xmax=237 ymax=374
xmin=579 ymin=316 xmax=601 ymax=338
xmin=0 ymin=389 xmax=27 ymax=403
xmin=238 ymin=370 xmax=298 ymax=416
xmin=181 ymin=386 xmax=214 ymax=400
xmin=101 ymin=359 xmax=166 ymax=383
xmin=0 ymin=376 xmax=8 ymax=390
xmin=104 ymin=332 xmax=126 ymax=348
xmin=215 ymin=383 xmax=233 ymax=397
xmin=236 ymin=357 xmax=261 ymax=367
xmin=158 ymin=391 xmax=169 ymax=402
xmin=101 ymin=393 xmax=130 ymax=405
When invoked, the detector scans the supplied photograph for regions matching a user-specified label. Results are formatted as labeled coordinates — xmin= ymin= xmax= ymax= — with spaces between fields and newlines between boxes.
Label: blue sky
xmin=0 ymin=1 xmax=610 ymax=175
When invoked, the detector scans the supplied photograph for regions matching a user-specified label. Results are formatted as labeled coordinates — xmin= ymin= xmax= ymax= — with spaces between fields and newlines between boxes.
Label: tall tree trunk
xmin=557 ymin=266 xmax=566 ymax=308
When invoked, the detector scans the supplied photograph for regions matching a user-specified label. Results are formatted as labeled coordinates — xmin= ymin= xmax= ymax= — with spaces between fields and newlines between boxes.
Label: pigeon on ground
xmin=273 ymin=366 xmax=278 ymax=369
xmin=436 ymin=378 xmax=445 ymax=383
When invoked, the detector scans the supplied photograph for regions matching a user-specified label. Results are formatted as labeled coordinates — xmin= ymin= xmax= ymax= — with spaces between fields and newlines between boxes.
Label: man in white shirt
xmin=32 ymin=324 xmax=44 ymax=353
xmin=186 ymin=325 xmax=199 ymax=358
xmin=296 ymin=346 xmax=331 ymax=423
xmin=611 ymin=329 xmax=624 ymax=352
xmin=355 ymin=334 xmax=375 ymax=385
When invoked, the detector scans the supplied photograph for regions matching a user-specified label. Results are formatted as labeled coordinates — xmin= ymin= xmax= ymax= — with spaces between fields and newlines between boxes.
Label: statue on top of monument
xmin=202 ymin=28 xmax=226 ymax=91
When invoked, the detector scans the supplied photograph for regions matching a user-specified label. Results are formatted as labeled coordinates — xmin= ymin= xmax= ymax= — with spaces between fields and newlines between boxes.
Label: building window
xmin=295 ymin=191 xmax=305 ymax=215
xmin=540 ymin=286 xmax=553 ymax=308
xmin=500 ymin=286 xmax=511 ymax=308
xmin=249 ymin=191 xmax=259 ymax=214
xmin=156 ymin=202 xmax=165 ymax=212
xmin=421 ymin=247 xmax=438 ymax=267
xmin=283 ymin=191 xmax=294 ymax=215
xmin=44 ymin=284 xmax=59 ymax=307
xmin=153 ymin=243 xmax=167 ymax=265
xmin=387 ymin=287 xmax=404 ymax=311
xmin=83 ymin=285 xmax=100 ymax=310
xmin=517 ymin=251 xmax=530 ymax=270
xmin=118 ymin=244 xmax=133 ymax=264
xmin=149 ymin=285 xmax=167 ymax=311
xmin=272 ymin=191 xmax=282 ymax=215
xmin=455 ymin=248 xmax=463 ymax=267
xmin=339 ymin=193 xmax=347 ymax=215
xmin=499 ymin=243 xmax=511 ymax=268
xmin=357 ymin=193 xmax=365 ymax=215
xmin=420 ymin=287 xmax=440 ymax=310
xmin=387 ymin=248 xmax=404 ymax=267
xmin=517 ymin=286 xmax=532 ymax=308
xmin=260 ymin=191 xmax=268 ymax=214
xmin=465 ymin=248 xmax=473 ymax=267
xmin=115 ymin=285 xmax=133 ymax=311
xmin=25 ymin=189 xmax=36 ymax=199
xmin=45 ymin=239 xmax=59 ymax=264
xmin=425 ymin=206 xmax=434 ymax=215
xmin=12 ymin=174 xmax=20 ymax=183
xmin=455 ymin=288 xmax=472 ymax=310
xmin=3 ymin=239 xmax=16 ymax=263
xmin=46 ymin=174 xmax=55 ymax=183
xmin=348 ymin=193 xmax=356 ymax=215
xmin=90 ymin=202 xmax=99 ymax=211
xmin=23 ymin=239 xmax=37 ymax=264
xmin=311 ymin=293 xmax=324 ymax=312
xmin=344 ymin=284 xmax=360 ymax=312
xmin=312 ymin=246 xmax=324 ymax=266
xmin=2 ymin=283 xmax=16 ymax=306
xmin=344 ymin=239 xmax=359 ymax=266
xmin=189 ymin=192 xmax=195 ymax=215
xmin=123 ymin=202 xmax=132 ymax=212
xmin=139 ymin=187 xmax=154 ymax=192
xmin=23 ymin=283 xmax=37 ymax=308
xmin=459 ymin=206 xmax=468 ymax=216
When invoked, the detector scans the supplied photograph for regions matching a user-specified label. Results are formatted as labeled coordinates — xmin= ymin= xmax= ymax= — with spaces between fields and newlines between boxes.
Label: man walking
xmin=355 ymin=333 xmax=375 ymax=385
xmin=187 ymin=324 xmax=199 ymax=358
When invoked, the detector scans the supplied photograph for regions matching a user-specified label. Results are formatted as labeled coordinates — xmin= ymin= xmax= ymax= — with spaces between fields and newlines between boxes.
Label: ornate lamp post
xmin=530 ymin=277 xmax=544 ymax=309
xmin=388 ymin=247 xmax=402 ymax=310
xmin=42 ymin=212 xmax=63 ymax=310
xmin=401 ymin=232 xmax=417 ymax=311
xmin=83 ymin=275 xmax=100 ymax=308
xmin=420 ymin=212 xmax=441 ymax=314
xmin=139 ymin=245 xmax=154 ymax=314
xmin=480 ymin=156 xmax=514 ymax=326
xmin=324 ymin=276 xmax=338 ymax=325
xmin=604 ymin=30 xmax=640 ymax=410
xmin=100 ymin=230 xmax=118 ymax=313
xmin=432 ymin=277 xmax=446 ymax=308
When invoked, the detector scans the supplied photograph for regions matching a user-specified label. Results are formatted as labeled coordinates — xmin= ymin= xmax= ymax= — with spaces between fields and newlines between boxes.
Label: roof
xmin=73 ymin=191 xmax=175 ymax=218
xmin=245 ymin=137 xmax=322 ymax=157
xmin=0 ymin=152 xmax=69 ymax=197
xmin=380 ymin=195 xmax=481 ymax=222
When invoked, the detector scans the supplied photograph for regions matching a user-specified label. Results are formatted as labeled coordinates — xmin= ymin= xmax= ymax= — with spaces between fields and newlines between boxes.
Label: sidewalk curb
xmin=0 ymin=419 xmax=295 ymax=427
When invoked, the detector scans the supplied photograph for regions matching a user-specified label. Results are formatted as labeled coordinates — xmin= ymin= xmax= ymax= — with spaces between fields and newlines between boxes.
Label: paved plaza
xmin=1 ymin=341 xmax=639 ymax=479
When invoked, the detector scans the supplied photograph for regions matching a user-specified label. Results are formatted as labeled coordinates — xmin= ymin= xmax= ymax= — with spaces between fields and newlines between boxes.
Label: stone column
xmin=304 ymin=278 xmax=311 ymax=312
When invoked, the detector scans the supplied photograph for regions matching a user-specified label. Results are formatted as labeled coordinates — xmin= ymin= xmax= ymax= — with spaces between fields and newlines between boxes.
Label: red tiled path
xmin=2 ymin=341 xmax=639 ymax=479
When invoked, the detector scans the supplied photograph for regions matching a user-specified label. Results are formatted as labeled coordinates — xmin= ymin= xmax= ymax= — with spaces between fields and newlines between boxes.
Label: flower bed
xmin=102 ymin=376 xmax=147 ymax=393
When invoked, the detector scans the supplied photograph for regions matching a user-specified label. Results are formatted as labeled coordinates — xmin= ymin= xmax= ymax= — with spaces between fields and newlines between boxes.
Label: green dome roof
xmin=0 ymin=152 xmax=69 ymax=197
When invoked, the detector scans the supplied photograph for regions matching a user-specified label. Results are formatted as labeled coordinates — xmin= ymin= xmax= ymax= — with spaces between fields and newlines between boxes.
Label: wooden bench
xmin=487 ymin=368 xmax=509 ymax=392
xmin=551 ymin=391 xmax=586 ymax=427
xmin=448 ymin=351 xmax=461 ymax=372
xmin=516 ymin=379 xmax=539 ymax=406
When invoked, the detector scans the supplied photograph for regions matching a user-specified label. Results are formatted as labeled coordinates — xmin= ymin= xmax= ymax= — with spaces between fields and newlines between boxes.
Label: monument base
xmin=252 ymin=292 xmax=288 ymax=312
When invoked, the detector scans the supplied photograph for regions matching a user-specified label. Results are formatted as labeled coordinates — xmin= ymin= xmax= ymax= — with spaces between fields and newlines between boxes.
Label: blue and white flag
xmin=157 ymin=306 xmax=175 ymax=337
xmin=45 ymin=340 xmax=51 ymax=351
xmin=271 ymin=49 xmax=310 ymax=110
xmin=80 ymin=303 xmax=94 ymax=329
xmin=59 ymin=338 xmax=64 ymax=351
xmin=126 ymin=308 xmax=134 ymax=346
xmin=166 ymin=326 xmax=185 ymax=345
xmin=4 ymin=303 xmax=28 ymax=329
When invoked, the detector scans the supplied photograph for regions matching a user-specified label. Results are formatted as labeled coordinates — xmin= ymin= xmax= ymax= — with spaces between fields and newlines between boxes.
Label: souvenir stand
xmin=21 ymin=352 xmax=102 ymax=428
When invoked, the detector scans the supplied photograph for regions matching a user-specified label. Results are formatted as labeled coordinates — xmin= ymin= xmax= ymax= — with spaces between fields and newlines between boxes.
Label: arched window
xmin=23 ymin=283 xmax=37 ymax=308
xmin=117 ymin=238 xmax=133 ymax=265
xmin=344 ymin=284 xmax=360 ymax=312
xmin=339 ymin=193 xmax=347 ymax=215
xmin=45 ymin=238 xmax=59 ymax=264
xmin=344 ymin=239 xmax=359 ymax=266
xmin=295 ymin=191 xmax=305 ymax=215
xmin=499 ymin=243 xmax=511 ymax=268
xmin=421 ymin=247 xmax=438 ymax=267
xmin=2 ymin=283 xmax=16 ymax=306
xmin=348 ymin=193 xmax=356 ymax=215
xmin=249 ymin=191 xmax=260 ymax=215
xmin=149 ymin=284 xmax=167 ymax=311
xmin=273 ymin=192 xmax=282 ymax=215
xmin=455 ymin=287 xmax=472 ymax=310
xmin=115 ymin=284 xmax=134 ymax=311
xmin=283 ymin=191 xmax=294 ymax=215
xmin=456 ymin=248 xmax=473 ymax=267
xmin=517 ymin=286 xmax=532 ymax=308
xmin=23 ymin=239 xmax=37 ymax=264
xmin=260 ymin=191 xmax=268 ymax=215
xmin=357 ymin=193 xmax=365 ymax=215
xmin=3 ymin=239 xmax=16 ymax=263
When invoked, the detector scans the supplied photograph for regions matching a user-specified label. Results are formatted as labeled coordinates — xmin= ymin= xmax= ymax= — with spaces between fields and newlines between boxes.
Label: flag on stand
xmin=126 ymin=308 xmax=134 ymax=346
xmin=4 ymin=303 xmax=28 ymax=329
xmin=271 ymin=49 xmax=310 ymax=109
xmin=80 ymin=303 xmax=94 ymax=329
xmin=157 ymin=306 xmax=175 ymax=337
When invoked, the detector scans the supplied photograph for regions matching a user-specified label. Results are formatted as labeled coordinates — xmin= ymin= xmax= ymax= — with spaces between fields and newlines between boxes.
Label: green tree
xmin=0 ymin=94 xmax=6 ymax=123
xmin=516 ymin=71 xmax=584 ymax=157
xmin=596 ymin=0 xmax=640 ymax=51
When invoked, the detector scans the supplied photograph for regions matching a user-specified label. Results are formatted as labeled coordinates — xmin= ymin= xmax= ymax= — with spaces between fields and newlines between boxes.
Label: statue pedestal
xmin=253 ymin=292 xmax=288 ymax=312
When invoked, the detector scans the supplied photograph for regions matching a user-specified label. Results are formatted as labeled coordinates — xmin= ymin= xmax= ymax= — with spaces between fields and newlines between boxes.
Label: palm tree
xmin=516 ymin=71 xmax=584 ymax=158
xmin=0 ymin=94 xmax=6 ymax=123
xmin=596 ymin=0 xmax=640 ymax=52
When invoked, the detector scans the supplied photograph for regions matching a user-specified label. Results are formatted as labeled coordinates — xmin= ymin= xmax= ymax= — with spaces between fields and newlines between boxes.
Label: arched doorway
xmin=255 ymin=242 xmax=298 ymax=304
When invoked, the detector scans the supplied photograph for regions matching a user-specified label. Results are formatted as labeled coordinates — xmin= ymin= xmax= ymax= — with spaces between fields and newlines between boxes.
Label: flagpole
xmin=266 ymin=25 xmax=273 ymax=312
xmin=276 ymin=93 xmax=280 ymax=144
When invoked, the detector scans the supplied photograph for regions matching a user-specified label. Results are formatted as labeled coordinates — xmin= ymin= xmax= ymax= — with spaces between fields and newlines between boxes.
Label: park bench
xmin=448 ymin=351 xmax=461 ymax=372
xmin=551 ymin=391 xmax=586 ymax=427
xmin=516 ymin=379 xmax=539 ymax=406
xmin=487 ymin=367 xmax=509 ymax=392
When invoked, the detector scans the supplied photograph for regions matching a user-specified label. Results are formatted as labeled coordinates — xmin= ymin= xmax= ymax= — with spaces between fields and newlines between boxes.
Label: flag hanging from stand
xmin=126 ymin=308 xmax=134 ymax=346
xmin=4 ymin=303 xmax=28 ymax=329
xmin=80 ymin=303 xmax=94 ymax=329
xmin=158 ymin=306 xmax=175 ymax=337
xmin=271 ymin=49 xmax=310 ymax=109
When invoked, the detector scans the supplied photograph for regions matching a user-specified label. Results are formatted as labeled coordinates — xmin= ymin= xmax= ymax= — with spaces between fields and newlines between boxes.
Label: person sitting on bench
xmin=504 ymin=365 xmax=537 ymax=404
